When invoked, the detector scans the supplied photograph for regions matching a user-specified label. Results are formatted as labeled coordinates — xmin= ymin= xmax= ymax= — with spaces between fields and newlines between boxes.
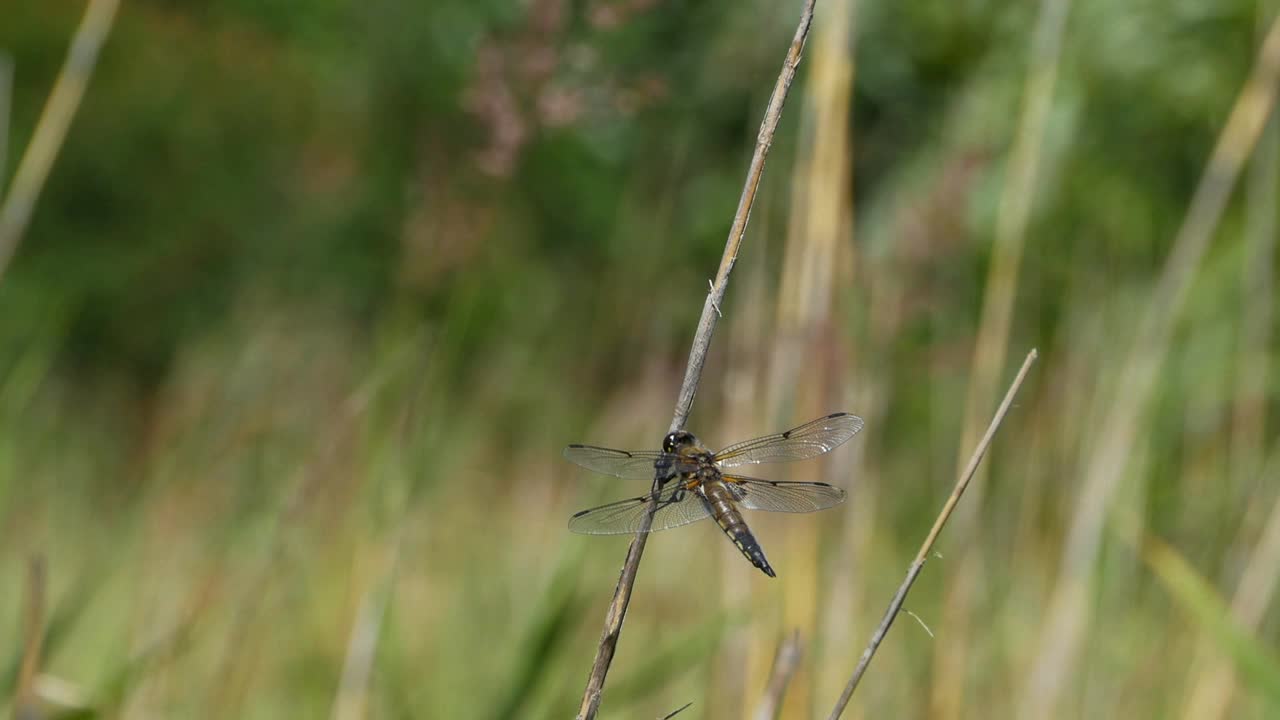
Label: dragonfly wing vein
xmin=724 ymin=475 xmax=847 ymax=513
xmin=714 ymin=412 xmax=864 ymax=468
xmin=568 ymin=486 xmax=711 ymax=535
xmin=562 ymin=445 xmax=670 ymax=479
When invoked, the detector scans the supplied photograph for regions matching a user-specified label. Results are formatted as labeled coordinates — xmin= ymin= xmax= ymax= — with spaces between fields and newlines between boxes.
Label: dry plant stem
xmin=827 ymin=349 xmax=1038 ymax=720
xmin=754 ymin=630 xmax=804 ymax=720
xmin=1020 ymin=14 xmax=1280 ymax=715
xmin=574 ymin=3 xmax=818 ymax=719
xmin=1182 ymin=446 xmax=1280 ymax=718
xmin=0 ymin=0 xmax=120 ymax=281
xmin=956 ymin=0 xmax=1068 ymax=473
xmin=659 ymin=702 xmax=694 ymax=720
xmin=0 ymin=55 xmax=13 ymax=197
xmin=330 ymin=530 xmax=403 ymax=720
xmin=1181 ymin=6 xmax=1280 ymax=718
xmin=16 ymin=555 xmax=48 ymax=720
xmin=932 ymin=2 xmax=1068 ymax=713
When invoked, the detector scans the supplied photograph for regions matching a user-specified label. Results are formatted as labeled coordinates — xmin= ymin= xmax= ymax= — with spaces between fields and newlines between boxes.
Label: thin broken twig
xmin=827 ymin=349 xmax=1038 ymax=719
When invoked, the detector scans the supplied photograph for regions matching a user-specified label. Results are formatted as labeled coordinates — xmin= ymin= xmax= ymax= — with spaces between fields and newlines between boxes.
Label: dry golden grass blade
xmin=750 ymin=2 xmax=856 ymax=715
xmin=1178 ymin=6 xmax=1280 ymax=717
xmin=1181 ymin=448 xmax=1280 ymax=718
xmin=15 ymin=555 xmax=47 ymax=720
xmin=0 ymin=54 xmax=12 ymax=197
xmin=1228 ymin=0 xmax=1280 ymax=512
xmin=827 ymin=350 xmax=1038 ymax=719
xmin=1139 ymin=531 xmax=1280 ymax=710
xmin=753 ymin=630 xmax=804 ymax=720
xmin=331 ymin=531 xmax=403 ymax=720
xmin=934 ymin=0 xmax=1072 ymax=711
xmin=1018 ymin=13 xmax=1280 ymax=717
xmin=0 ymin=0 xmax=120 ymax=281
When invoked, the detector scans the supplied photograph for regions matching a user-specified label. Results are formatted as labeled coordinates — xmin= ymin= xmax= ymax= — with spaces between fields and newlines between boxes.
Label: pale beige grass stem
xmin=1 ymin=54 xmax=12 ymax=197
xmin=934 ymin=0 xmax=1071 ymax=711
xmin=1017 ymin=13 xmax=1280 ymax=717
xmin=0 ymin=0 xmax=120 ymax=281
xmin=827 ymin=349 xmax=1038 ymax=719
xmin=1227 ymin=0 xmax=1280 ymax=512
xmin=1178 ymin=6 xmax=1280 ymax=717
xmin=756 ymin=2 xmax=856 ymax=715
xmin=14 ymin=555 xmax=47 ymax=720
xmin=1181 ymin=448 xmax=1280 ymax=718
xmin=753 ymin=630 xmax=803 ymax=720
xmin=331 ymin=531 xmax=403 ymax=720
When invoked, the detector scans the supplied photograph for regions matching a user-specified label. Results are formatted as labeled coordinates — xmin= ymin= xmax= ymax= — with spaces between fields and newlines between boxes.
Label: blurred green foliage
xmin=2 ymin=0 xmax=1280 ymax=718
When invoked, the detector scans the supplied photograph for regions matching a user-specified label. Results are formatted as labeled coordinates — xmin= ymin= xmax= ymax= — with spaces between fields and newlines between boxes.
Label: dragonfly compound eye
xmin=662 ymin=432 xmax=680 ymax=453
xmin=663 ymin=430 xmax=696 ymax=453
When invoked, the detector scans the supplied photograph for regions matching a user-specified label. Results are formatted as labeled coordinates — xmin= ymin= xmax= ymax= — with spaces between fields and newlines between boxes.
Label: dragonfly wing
xmin=562 ymin=445 xmax=670 ymax=479
xmin=568 ymin=486 xmax=711 ymax=535
xmin=714 ymin=412 xmax=863 ymax=469
xmin=724 ymin=475 xmax=847 ymax=513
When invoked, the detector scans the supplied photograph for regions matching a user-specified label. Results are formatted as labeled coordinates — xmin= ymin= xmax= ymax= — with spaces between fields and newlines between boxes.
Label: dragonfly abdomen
xmin=701 ymin=480 xmax=775 ymax=578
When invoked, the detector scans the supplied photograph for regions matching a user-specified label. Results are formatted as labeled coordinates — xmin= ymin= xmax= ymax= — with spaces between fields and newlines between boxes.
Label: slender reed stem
xmin=0 ymin=54 xmax=13 ymax=197
xmin=1020 ymin=14 xmax=1280 ymax=714
xmin=16 ymin=555 xmax=48 ymax=720
xmin=659 ymin=702 xmax=694 ymax=719
xmin=0 ymin=0 xmax=120 ymax=282
xmin=754 ymin=630 xmax=803 ymax=720
xmin=827 ymin=349 xmax=1038 ymax=719
xmin=575 ymin=3 xmax=819 ymax=717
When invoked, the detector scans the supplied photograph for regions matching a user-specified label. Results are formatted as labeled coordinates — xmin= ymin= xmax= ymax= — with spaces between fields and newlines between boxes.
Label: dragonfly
xmin=564 ymin=412 xmax=863 ymax=577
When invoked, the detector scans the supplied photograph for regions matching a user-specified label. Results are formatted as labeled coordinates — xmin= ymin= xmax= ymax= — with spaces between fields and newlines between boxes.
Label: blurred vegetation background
xmin=2 ymin=0 xmax=1279 ymax=717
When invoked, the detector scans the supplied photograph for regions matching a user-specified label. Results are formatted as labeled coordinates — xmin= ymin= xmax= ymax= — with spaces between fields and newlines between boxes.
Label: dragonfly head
xmin=662 ymin=430 xmax=698 ymax=454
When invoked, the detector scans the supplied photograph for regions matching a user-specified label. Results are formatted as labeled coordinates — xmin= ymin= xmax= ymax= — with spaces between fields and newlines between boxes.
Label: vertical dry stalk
xmin=933 ymin=0 xmax=1071 ymax=713
xmin=1228 ymin=0 xmax=1280 ymax=506
xmin=331 ymin=531 xmax=403 ymax=720
xmin=1179 ymin=4 xmax=1280 ymax=717
xmin=1018 ymin=14 xmax=1280 ymax=717
xmin=753 ymin=630 xmax=804 ymax=720
xmin=1180 ymin=448 xmax=1280 ymax=718
xmin=827 ymin=349 xmax=1038 ymax=720
xmin=0 ymin=0 xmax=120 ymax=281
xmin=574 ymin=3 xmax=820 ymax=717
xmin=0 ymin=54 xmax=13 ymax=197
xmin=755 ymin=1 xmax=856 ymax=713
xmin=15 ymin=555 xmax=48 ymax=720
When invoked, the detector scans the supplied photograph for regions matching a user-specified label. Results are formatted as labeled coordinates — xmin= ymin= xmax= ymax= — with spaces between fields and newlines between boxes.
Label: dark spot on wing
xmin=567 ymin=444 xmax=639 ymax=458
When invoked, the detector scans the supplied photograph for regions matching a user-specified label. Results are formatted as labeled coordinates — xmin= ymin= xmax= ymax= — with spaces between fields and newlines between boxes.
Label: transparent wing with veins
xmin=567 ymin=485 xmax=710 ymax=535
xmin=723 ymin=475 xmax=847 ymax=512
xmin=713 ymin=412 xmax=863 ymax=469
xmin=562 ymin=445 xmax=671 ymax=480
